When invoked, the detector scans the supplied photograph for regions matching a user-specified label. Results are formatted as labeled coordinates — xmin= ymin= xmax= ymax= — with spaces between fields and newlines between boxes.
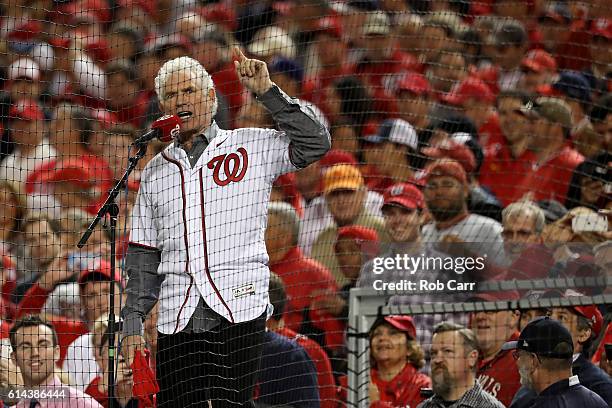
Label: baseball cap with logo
xmin=323 ymin=164 xmax=364 ymax=194
xmin=382 ymin=183 xmax=424 ymax=210
xmin=502 ymin=316 xmax=574 ymax=358
xmin=362 ymin=12 xmax=391 ymax=36
xmin=371 ymin=315 xmax=417 ymax=340
xmin=364 ymin=119 xmax=418 ymax=151
xmin=9 ymin=99 xmax=44 ymax=121
xmin=519 ymin=97 xmax=572 ymax=128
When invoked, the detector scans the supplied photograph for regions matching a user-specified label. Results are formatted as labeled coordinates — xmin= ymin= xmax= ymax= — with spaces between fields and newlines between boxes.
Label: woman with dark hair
xmin=368 ymin=315 xmax=431 ymax=408
xmin=565 ymin=152 xmax=611 ymax=211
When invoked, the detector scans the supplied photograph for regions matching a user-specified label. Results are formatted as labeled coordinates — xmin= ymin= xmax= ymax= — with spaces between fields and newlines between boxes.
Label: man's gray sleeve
xmin=257 ymin=85 xmax=331 ymax=169
xmin=121 ymin=244 xmax=164 ymax=338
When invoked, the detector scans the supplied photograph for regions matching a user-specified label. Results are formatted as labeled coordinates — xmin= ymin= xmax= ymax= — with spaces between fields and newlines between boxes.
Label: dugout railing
xmin=346 ymin=277 xmax=612 ymax=407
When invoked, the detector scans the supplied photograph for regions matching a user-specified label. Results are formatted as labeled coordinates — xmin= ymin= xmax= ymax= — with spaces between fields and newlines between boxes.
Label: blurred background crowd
xmin=0 ymin=0 xmax=610 ymax=407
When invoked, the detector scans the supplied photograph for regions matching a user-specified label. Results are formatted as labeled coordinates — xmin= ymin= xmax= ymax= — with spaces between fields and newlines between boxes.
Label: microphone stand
xmin=77 ymin=142 xmax=149 ymax=408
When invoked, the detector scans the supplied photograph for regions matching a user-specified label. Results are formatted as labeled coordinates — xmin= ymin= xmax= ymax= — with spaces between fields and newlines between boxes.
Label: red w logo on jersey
xmin=207 ymin=147 xmax=249 ymax=186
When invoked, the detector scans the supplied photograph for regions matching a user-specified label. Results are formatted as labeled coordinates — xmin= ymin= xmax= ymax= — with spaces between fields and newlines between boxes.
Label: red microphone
xmin=133 ymin=115 xmax=182 ymax=145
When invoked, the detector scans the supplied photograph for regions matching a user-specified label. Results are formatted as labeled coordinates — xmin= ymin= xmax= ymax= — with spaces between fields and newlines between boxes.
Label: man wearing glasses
xmin=504 ymin=316 xmax=607 ymax=408
xmin=9 ymin=315 xmax=102 ymax=408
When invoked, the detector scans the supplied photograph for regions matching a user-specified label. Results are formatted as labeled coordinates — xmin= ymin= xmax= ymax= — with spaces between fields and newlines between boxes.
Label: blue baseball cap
xmin=502 ymin=316 xmax=574 ymax=359
xmin=553 ymin=71 xmax=592 ymax=105
xmin=269 ymin=57 xmax=304 ymax=83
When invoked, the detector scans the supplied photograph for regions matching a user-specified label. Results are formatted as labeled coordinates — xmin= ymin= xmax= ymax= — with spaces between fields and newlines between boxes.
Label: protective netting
xmin=0 ymin=0 xmax=610 ymax=407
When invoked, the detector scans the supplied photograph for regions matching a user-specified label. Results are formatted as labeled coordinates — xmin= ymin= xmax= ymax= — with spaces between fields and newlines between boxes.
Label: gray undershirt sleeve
xmin=257 ymin=85 xmax=331 ymax=169
xmin=121 ymin=244 xmax=163 ymax=337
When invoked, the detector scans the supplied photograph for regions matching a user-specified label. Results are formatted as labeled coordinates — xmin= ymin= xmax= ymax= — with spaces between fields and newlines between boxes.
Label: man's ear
xmin=208 ymin=88 xmax=216 ymax=102
xmin=467 ymin=349 xmax=479 ymax=369
xmin=53 ymin=345 xmax=60 ymax=365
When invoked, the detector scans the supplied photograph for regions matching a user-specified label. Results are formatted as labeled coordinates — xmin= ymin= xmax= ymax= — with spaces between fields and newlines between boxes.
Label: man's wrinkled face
xmin=470 ymin=310 xmax=519 ymax=355
xmin=503 ymin=213 xmax=540 ymax=259
xmin=159 ymin=70 xmax=216 ymax=138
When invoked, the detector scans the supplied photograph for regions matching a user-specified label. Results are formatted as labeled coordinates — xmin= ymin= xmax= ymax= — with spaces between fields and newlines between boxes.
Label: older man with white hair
xmin=501 ymin=201 xmax=546 ymax=262
xmin=121 ymin=49 xmax=330 ymax=407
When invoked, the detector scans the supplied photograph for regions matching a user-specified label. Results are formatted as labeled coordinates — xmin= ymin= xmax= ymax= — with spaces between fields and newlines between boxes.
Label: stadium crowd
xmin=0 ymin=0 xmax=610 ymax=406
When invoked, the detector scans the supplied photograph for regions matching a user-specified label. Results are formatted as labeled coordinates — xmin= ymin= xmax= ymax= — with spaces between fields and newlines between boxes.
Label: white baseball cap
xmin=8 ymin=57 xmax=41 ymax=81
xmin=364 ymin=119 xmax=418 ymax=151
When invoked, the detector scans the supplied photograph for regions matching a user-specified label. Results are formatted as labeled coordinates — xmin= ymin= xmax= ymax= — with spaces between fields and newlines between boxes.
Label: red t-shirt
xmin=478 ymin=112 xmax=505 ymax=153
xmin=270 ymin=247 xmax=337 ymax=332
xmin=477 ymin=331 xmax=521 ymax=407
xmin=277 ymin=327 xmax=338 ymax=408
xmin=509 ymin=146 xmax=584 ymax=204
xmin=370 ymin=363 xmax=432 ymax=408
xmin=478 ymin=140 xmax=528 ymax=206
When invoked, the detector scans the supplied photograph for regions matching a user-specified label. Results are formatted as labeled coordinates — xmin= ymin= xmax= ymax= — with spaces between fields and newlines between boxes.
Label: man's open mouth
xmin=178 ymin=111 xmax=193 ymax=119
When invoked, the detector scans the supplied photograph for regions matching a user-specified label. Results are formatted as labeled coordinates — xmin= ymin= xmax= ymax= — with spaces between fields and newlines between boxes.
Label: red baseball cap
xmin=591 ymin=18 xmax=611 ymax=40
xmin=573 ymin=305 xmax=604 ymax=338
xmin=443 ymin=77 xmax=495 ymax=106
xmin=43 ymin=159 xmax=97 ymax=189
xmin=314 ymin=16 xmax=343 ymax=39
xmin=78 ymin=259 xmax=123 ymax=287
xmin=521 ymin=49 xmax=558 ymax=73
xmin=542 ymin=289 xmax=604 ymax=337
xmin=371 ymin=315 xmax=417 ymax=340
xmin=9 ymin=99 xmax=44 ymax=121
xmin=425 ymin=160 xmax=468 ymax=186
xmin=337 ymin=225 xmax=379 ymax=243
xmin=382 ymin=183 xmax=424 ymax=210
xmin=396 ymin=72 xmax=430 ymax=96
xmin=421 ymin=139 xmax=477 ymax=175
xmin=90 ymin=109 xmax=119 ymax=129
xmin=7 ymin=20 xmax=42 ymax=42
xmin=319 ymin=149 xmax=358 ymax=169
